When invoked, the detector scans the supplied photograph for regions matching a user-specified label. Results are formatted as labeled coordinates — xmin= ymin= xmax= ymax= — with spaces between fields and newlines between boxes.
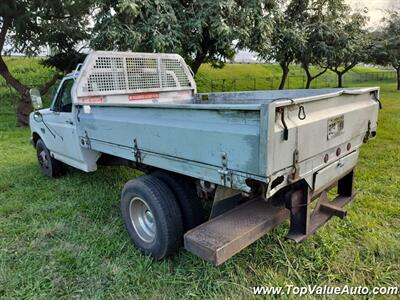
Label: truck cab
xmin=30 ymin=72 xmax=99 ymax=175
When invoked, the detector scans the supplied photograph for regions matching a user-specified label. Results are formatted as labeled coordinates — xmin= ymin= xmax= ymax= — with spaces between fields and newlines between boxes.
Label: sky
xmin=236 ymin=0 xmax=400 ymax=62
xmin=346 ymin=0 xmax=399 ymax=27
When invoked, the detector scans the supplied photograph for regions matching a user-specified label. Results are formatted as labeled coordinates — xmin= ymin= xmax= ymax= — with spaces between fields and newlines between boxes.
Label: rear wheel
xmin=152 ymin=170 xmax=204 ymax=231
xmin=35 ymin=139 xmax=64 ymax=177
xmin=120 ymin=175 xmax=183 ymax=259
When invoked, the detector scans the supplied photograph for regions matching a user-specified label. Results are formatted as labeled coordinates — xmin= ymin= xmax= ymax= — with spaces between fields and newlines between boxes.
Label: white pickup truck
xmin=29 ymin=51 xmax=380 ymax=265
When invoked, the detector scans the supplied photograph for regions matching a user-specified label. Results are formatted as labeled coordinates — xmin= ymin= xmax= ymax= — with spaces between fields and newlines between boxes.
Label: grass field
xmin=196 ymin=63 xmax=395 ymax=92
xmin=0 ymin=59 xmax=399 ymax=299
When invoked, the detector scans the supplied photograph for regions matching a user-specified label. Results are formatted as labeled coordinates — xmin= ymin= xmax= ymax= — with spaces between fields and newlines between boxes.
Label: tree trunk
xmin=0 ymin=14 xmax=59 ymax=126
xmin=330 ymin=62 xmax=357 ymax=89
xmin=305 ymin=75 xmax=312 ymax=89
xmin=302 ymin=63 xmax=312 ymax=89
xmin=0 ymin=56 xmax=31 ymax=126
xmin=337 ymin=72 xmax=343 ymax=88
xmin=279 ymin=63 xmax=289 ymax=90
xmin=16 ymin=94 xmax=33 ymax=127
xmin=396 ymin=67 xmax=400 ymax=91
xmin=190 ymin=51 xmax=207 ymax=75
xmin=190 ymin=27 xmax=211 ymax=75
xmin=302 ymin=64 xmax=327 ymax=89
xmin=40 ymin=73 xmax=62 ymax=95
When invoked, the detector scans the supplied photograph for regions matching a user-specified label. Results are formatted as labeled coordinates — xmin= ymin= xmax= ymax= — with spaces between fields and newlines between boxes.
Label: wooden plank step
xmin=184 ymin=197 xmax=289 ymax=266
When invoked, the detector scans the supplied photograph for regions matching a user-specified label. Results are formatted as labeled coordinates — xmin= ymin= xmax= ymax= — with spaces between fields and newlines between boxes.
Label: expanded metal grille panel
xmin=126 ymin=57 xmax=160 ymax=90
xmin=86 ymin=57 xmax=126 ymax=92
xmin=77 ymin=52 xmax=195 ymax=98
xmin=94 ymin=56 xmax=124 ymax=69
xmin=160 ymin=59 xmax=191 ymax=88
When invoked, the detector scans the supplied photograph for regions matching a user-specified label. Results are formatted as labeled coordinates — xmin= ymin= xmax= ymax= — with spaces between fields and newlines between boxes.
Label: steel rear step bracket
xmin=184 ymin=197 xmax=289 ymax=266
xmin=285 ymin=170 xmax=355 ymax=243
xmin=184 ymin=171 xmax=355 ymax=265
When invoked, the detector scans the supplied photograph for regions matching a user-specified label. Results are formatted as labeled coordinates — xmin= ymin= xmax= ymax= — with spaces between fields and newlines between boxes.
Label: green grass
xmin=196 ymin=63 xmax=395 ymax=92
xmin=0 ymin=59 xmax=399 ymax=299
xmin=0 ymin=57 xmax=55 ymax=114
xmin=0 ymin=57 xmax=55 ymax=83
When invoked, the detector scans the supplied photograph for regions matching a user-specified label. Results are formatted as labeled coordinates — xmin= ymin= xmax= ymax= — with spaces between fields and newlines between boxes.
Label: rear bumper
xmin=267 ymin=148 xmax=360 ymax=199
xmin=312 ymin=150 xmax=358 ymax=194
xmin=285 ymin=170 xmax=355 ymax=242
xmin=185 ymin=169 xmax=356 ymax=265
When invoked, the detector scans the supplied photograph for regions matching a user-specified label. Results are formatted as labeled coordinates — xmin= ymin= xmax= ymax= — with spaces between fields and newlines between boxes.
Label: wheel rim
xmin=38 ymin=149 xmax=49 ymax=169
xmin=129 ymin=197 xmax=156 ymax=243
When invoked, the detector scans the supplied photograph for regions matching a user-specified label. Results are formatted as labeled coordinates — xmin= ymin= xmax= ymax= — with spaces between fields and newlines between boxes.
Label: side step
xmin=184 ymin=197 xmax=288 ymax=266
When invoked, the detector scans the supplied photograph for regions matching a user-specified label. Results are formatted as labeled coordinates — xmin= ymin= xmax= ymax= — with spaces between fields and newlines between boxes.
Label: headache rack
xmin=74 ymin=51 xmax=196 ymax=105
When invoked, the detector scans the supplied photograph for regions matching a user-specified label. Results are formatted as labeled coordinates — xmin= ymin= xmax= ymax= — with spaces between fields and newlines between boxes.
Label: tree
xmin=254 ymin=0 xmax=368 ymax=89
xmin=284 ymin=0 xmax=369 ymax=89
xmin=294 ymin=0 xmax=348 ymax=89
xmin=325 ymin=9 xmax=369 ymax=88
xmin=178 ymin=1 xmax=277 ymax=74
xmin=269 ymin=22 xmax=304 ymax=89
xmin=370 ymin=10 xmax=400 ymax=90
xmin=91 ymin=0 xmax=277 ymax=75
xmin=253 ymin=1 xmax=306 ymax=90
xmin=0 ymin=0 xmax=93 ymax=126
xmin=297 ymin=23 xmax=331 ymax=89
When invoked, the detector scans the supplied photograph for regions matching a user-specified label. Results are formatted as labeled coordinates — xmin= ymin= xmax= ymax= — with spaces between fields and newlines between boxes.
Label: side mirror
xmin=33 ymin=111 xmax=43 ymax=123
xmin=30 ymin=88 xmax=43 ymax=110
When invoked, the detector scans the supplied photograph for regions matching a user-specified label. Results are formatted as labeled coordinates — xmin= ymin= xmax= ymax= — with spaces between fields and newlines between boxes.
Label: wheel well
xmin=96 ymin=153 xmax=152 ymax=172
xmin=32 ymin=132 xmax=41 ymax=147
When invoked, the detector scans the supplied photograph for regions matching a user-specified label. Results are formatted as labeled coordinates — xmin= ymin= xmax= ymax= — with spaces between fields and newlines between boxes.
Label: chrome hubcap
xmin=129 ymin=197 xmax=156 ymax=243
xmin=38 ymin=150 xmax=49 ymax=169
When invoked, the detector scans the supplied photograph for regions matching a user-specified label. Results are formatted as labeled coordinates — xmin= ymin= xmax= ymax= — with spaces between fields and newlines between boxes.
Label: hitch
xmin=285 ymin=171 xmax=355 ymax=242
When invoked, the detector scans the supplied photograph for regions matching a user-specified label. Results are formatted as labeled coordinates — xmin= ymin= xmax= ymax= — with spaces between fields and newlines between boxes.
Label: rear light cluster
xmin=323 ymin=143 xmax=352 ymax=163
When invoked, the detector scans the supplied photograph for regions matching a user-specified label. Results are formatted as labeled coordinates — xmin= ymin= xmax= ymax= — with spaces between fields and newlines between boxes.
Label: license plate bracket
xmin=327 ymin=115 xmax=344 ymax=140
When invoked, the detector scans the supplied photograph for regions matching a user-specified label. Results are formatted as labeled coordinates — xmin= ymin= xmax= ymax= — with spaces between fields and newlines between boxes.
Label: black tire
xmin=152 ymin=170 xmax=204 ymax=231
xmin=120 ymin=175 xmax=183 ymax=259
xmin=36 ymin=139 xmax=64 ymax=177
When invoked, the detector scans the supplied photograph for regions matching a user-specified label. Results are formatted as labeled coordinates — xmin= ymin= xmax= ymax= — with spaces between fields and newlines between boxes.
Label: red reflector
xmin=129 ymin=92 xmax=160 ymax=101
xmin=80 ymin=96 xmax=104 ymax=103
xmin=336 ymin=148 xmax=341 ymax=156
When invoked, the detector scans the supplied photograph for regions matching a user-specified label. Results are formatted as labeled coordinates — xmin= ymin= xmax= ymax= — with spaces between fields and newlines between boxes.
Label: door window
xmin=53 ymin=79 xmax=74 ymax=113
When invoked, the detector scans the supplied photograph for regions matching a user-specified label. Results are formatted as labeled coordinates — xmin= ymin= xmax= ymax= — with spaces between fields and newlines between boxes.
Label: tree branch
xmin=311 ymin=67 xmax=328 ymax=79
xmin=0 ymin=17 xmax=12 ymax=51
xmin=303 ymin=63 xmax=311 ymax=78
xmin=392 ymin=64 xmax=400 ymax=71
xmin=0 ymin=56 xmax=29 ymax=95
xmin=342 ymin=61 xmax=357 ymax=73
xmin=190 ymin=27 xmax=211 ymax=74
xmin=40 ymin=72 xmax=63 ymax=95
xmin=0 ymin=16 xmax=29 ymax=96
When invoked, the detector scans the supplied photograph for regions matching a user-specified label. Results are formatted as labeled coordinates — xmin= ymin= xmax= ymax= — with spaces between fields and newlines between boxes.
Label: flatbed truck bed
xmin=29 ymin=51 xmax=380 ymax=264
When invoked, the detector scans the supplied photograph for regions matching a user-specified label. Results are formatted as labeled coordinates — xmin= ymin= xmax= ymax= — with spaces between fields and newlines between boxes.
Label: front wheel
xmin=120 ymin=175 xmax=183 ymax=259
xmin=35 ymin=139 xmax=64 ymax=177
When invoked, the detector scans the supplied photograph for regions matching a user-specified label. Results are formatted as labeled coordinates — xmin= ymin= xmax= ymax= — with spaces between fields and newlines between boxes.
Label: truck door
xmin=44 ymin=78 xmax=83 ymax=162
